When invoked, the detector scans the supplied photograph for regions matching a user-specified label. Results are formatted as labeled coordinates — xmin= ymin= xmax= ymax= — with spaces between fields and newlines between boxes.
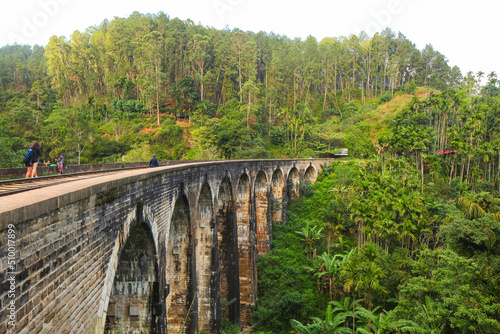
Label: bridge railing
xmin=0 ymin=160 xmax=221 ymax=180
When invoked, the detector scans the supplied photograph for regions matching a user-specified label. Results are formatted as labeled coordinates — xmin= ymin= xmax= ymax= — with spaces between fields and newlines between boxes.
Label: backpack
xmin=23 ymin=148 xmax=32 ymax=164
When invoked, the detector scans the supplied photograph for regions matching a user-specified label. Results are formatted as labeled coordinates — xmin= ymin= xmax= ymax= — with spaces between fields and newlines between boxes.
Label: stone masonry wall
xmin=107 ymin=223 xmax=158 ymax=333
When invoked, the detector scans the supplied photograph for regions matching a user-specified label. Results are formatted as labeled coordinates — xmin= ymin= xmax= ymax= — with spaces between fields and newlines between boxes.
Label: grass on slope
xmin=363 ymin=87 xmax=434 ymax=143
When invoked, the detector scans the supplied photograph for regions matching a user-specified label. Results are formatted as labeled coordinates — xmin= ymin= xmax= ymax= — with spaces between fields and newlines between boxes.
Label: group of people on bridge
xmin=24 ymin=141 xmax=64 ymax=178
xmin=24 ymin=141 xmax=159 ymax=179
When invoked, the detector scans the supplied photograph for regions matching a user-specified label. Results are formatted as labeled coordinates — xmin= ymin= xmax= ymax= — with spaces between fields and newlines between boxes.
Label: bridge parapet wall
xmin=0 ymin=160 xmax=220 ymax=180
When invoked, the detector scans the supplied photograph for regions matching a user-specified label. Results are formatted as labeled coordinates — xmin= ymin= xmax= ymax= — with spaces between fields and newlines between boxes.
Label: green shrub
xmin=379 ymin=91 xmax=392 ymax=103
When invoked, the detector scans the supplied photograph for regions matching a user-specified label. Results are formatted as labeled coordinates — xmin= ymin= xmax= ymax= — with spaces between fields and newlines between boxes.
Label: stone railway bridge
xmin=0 ymin=158 xmax=332 ymax=334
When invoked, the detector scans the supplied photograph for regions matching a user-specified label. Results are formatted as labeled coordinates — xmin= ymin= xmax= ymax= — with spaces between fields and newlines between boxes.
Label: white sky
xmin=0 ymin=0 xmax=498 ymax=79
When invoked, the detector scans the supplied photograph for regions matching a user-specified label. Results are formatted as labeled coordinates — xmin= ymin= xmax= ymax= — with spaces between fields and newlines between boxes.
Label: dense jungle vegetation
xmin=1 ymin=11 xmax=500 ymax=333
xmin=0 ymin=11 xmax=468 ymax=167
xmin=252 ymin=159 xmax=500 ymax=334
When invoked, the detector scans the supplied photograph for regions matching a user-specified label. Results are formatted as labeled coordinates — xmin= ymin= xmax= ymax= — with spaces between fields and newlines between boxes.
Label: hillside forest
xmin=0 ymin=11 xmax=475 ymax=167
xmin=1 ymin=11 xmax=500 ymax=334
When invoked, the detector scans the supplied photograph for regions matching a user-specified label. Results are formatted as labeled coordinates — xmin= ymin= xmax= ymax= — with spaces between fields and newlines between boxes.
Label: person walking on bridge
xmin=149 ymin=154 xmax=159 ymax=167
xmin=55 ymin=152 xmax=64 ymax=175
xmin=24 ymin=146 xmax=32 ymax=178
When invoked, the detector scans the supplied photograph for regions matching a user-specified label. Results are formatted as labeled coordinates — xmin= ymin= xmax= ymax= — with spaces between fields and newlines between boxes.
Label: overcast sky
xmin=1 ymin=0 xmax=497 ymax=78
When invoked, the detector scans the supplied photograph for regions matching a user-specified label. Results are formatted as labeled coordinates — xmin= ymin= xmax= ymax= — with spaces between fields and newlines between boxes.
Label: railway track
xmin=0 ymin=167 xmax=149 ymax=197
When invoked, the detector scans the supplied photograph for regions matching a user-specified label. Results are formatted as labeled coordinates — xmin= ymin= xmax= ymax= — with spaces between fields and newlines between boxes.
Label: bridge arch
xmin=195 ymin=182 xmax=214 ymax=332
xmin=304 ymin=165 xmax=317 ymax=183
xmin=287 ymin=167 xmax=300 ymax=200
xmin=255 ymin=171 xmax=270 ymax=255
xmin=271 ymin=168 xmax=285 ymax=223
xmin=98 ymin=203 xmax=161 ymax=333
xmin=216 ymin=175 xmax=239 ymax=328
xmin=106 ymin=222 xmax=160 ymax=332
xmin=235 ymin=172 xmax=254 ymax=326
xmin=166 ymin=193 xmax=194 ymax=333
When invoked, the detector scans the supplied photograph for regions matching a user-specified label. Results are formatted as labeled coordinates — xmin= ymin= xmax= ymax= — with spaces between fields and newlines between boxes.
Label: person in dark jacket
xmin=149 ymin=154 xmax=159 ymax=167
xmin=30 ymin=141 xmax=42 ymax=178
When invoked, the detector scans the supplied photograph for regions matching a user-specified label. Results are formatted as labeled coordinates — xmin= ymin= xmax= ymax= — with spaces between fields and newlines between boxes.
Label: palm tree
xmin=356 ymin=307 xmax=424 ymax=333
xmin=398 ymin=219 xmax=416 ymax=249
xmin=393 ymin=193 xmax=424 ymax=250
xmin=414 ymin=296 xmax=446 ymax=334
xmin=373 ymin=211 xmax=395 ymax=254
xmin=329 ymin=297 xmax=360 ymax=329
xmin=332 ymin=235 xmax=349 ymax=253
xmin=321 ymin=304 xmax=353 ymax=334
xmin=291 ymin=304 xmax=352 ymax=334
xmin=297 ymin=221 xmax=324 ymax=259
xmin=317 ymin=252 xmax=345 ymax=300
xmin=341 ymin=251 xmax=361 ymax=334
xmin=323 ymin=200 xmax=345 ymax=252
xmin=415 ymin=218 xmax=433 ymax=249
xmin=357 ymin=262 xmax=388 ymax=311
xmin=356 ymin=243 xmax=390 ymax=312
xmin=290 ymin=319 xmax=323 ymax=334
xmin=350 ymin=201 xmax=374 ymax=249
xmin=458 ymin=192 xmax=500 ymax=220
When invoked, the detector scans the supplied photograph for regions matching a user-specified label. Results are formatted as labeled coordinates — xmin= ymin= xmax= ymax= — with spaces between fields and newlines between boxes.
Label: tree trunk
xmin=435 ymin=117 xmax=440 ymax=150
xmin=383 ymin=51 xmax=387 ymax=94
xmin=460 ymin=159 xmax=465 ymax=183
xmin=334 ymin=58 xmax=337 ymax=94
xmin=381 ymin=153 xmax=384 ymax=176
xmin=238 ymin=57 xmax=242 ymax=102
xmin=491 ymin=159 xmax=495 ymax=183
xmin=449 ymin=156 xmax=455 ymax=185
xmin=268 ymin=99 xmax=272 ymax=136
xmin=421 ymin=154 xmax=424 ymax=193
xmin=361 ymin=84 xmax=365 ymax=105
xmin=323 ymin=85 xmax=328 ymax=111
xmin=156 ymin=72 xmax=160 ymax=126
xmin=200 ymin=67 xmax=204 ymax=101
xmin=466 ymin=156 xmax=471 ymax=184
xmin=247 ymin=89 xmax=251 ymax=128
xmin=78 ymin=143 xmax=81 ymax=165
xmin=293 ymin=75 xmax=297 ymax=110
xmin=366 ymin=52 xmax=371 ymax=100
